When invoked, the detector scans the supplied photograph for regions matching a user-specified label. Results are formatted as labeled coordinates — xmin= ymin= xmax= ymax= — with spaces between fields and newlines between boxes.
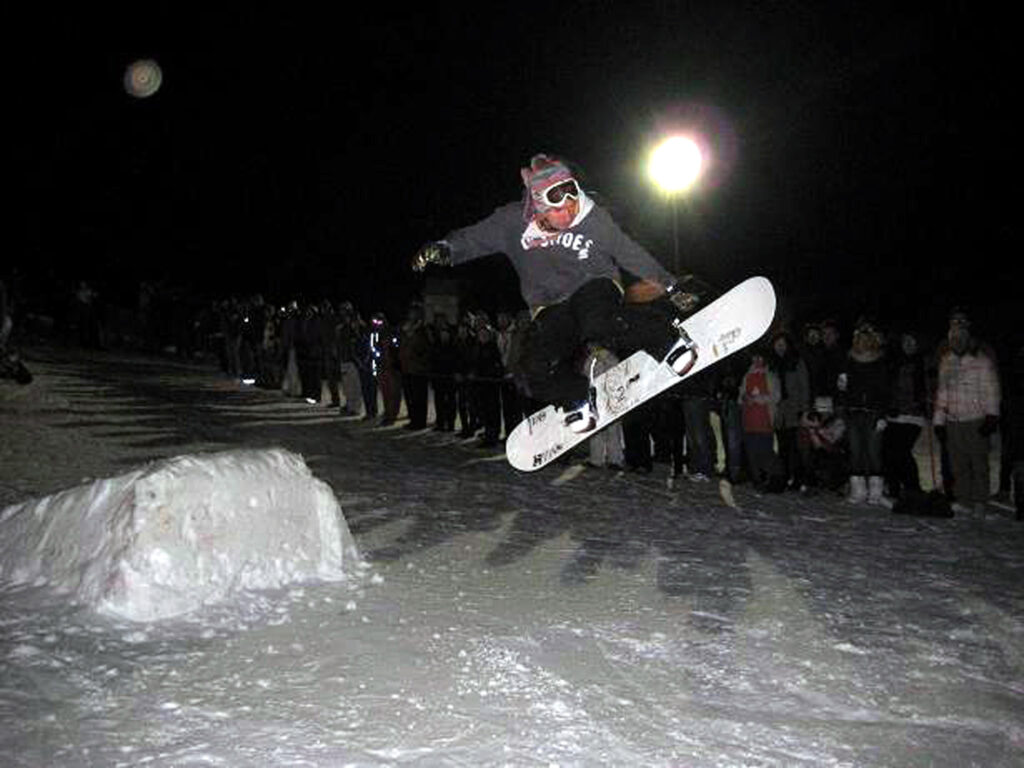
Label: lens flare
xmin=124 ymin=59 xmax=163 ymax=98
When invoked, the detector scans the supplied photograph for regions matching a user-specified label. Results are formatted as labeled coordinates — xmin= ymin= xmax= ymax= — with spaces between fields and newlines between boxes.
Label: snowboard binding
xmin=564 ymin=357 xmax=600 ymax=434
xmin=665 ymin=321 xmax=698 ymax=376
xmin=564 ymin=399 xmax=596 ymax=433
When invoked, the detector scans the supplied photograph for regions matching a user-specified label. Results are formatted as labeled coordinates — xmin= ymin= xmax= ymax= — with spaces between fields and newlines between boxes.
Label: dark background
xmin=11 ymin=5 xmax=1015 ymax=343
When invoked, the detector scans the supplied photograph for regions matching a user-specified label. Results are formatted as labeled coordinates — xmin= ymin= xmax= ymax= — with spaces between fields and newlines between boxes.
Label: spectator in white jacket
xmin=933 ymin=310 xmax=1001 ymax=517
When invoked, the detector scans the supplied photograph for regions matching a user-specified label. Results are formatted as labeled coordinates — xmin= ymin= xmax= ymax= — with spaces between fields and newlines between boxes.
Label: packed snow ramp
xmin=0 ymin=448 xmax=360 ymax=621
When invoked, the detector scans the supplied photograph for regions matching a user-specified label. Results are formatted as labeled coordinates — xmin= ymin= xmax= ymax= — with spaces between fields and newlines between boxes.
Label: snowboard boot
xmin=564 ymin=360 xmax=599 ymax=434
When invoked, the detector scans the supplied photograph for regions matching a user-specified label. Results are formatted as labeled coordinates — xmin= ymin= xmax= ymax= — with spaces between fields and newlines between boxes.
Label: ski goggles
xmin=537 ymin=178 xmax=581 ymax=207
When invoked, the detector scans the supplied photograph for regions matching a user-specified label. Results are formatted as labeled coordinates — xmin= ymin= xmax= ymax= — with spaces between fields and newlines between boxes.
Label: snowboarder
xmin=411 ymin=153 xmax=702 ymax=434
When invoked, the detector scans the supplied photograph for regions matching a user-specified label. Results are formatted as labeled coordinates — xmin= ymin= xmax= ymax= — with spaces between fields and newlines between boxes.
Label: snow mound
xmin=0 ymin=448 xmax=360 ymax=621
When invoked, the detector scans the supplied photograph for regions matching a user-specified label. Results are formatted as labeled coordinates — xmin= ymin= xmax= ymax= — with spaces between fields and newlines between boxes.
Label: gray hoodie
xmin=445 ymin=201 xmax=674 ymax=311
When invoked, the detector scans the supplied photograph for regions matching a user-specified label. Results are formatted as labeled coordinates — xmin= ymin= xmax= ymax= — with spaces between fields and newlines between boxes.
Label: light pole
xmin=648 ymin=136 xmax=702 ymax=274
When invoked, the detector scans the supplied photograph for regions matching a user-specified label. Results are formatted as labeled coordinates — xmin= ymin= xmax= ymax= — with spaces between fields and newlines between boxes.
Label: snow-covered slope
xmin=0 ymin=448 xmax=360 ymax=621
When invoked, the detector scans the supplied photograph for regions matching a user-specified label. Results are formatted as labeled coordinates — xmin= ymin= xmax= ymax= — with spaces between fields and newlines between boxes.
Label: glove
xmin=665 ymin=280 xmax=701 ymax=314
xmin=875 ymin=418 xmax=888 ymax=432
xmin=411 ymin=241 xmax=452 ymax=272
xmin=979 ymin=415 xmax=999 ymax=437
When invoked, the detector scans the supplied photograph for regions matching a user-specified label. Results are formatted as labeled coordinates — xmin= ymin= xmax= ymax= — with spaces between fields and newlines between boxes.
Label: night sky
xmin=13 ymin=5 xmax=1014 ymax=340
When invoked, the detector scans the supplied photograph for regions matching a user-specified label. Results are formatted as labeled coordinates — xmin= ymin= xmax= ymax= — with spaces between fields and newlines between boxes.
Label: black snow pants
xmin=517 ymin=278 xmax=677 ymax=409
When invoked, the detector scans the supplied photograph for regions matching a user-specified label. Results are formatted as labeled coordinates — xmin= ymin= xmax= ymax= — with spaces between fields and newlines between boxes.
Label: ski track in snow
xmin=1 ymin=347 xmax=1023 ymax=767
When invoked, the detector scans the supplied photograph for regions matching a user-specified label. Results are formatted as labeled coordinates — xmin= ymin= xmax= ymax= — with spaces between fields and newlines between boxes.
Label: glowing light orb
xmin=124 ymin=59 xmax=163 ymax=98
xmin=649 ymin=136 xmax=703 ymax=193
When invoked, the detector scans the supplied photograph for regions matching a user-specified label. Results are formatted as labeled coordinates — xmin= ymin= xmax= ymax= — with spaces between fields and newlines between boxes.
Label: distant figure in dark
xmin=317 ymin=300 xmax=341 ymax=408
xmin=471 ymin=313 xmax=504 ymax=447
xmin=353 ymin=310 xmax=379 ymax=420
xmin=820 ymin=318 xmax=846 ymax=402
xmin=839 ymin=318 xmax=892 ymax=506
xmin=739 ymin=350 xmax=781 ymax=488
xmin=260 ymin=304 xmax=283 ymax=389
xmin=716 ymin=357 xmax=747 ymax=484
xmin=802 ymin=322 xmax=828 ymax=402
xmin=622 ymin=400 xmax=657 ymax=475
xmin=399 ymin=302 xmax=432 ymax=430
xmin=884 ymin=332 xmax=927 ymax=499
xmin=1007 ymin=345 xmax=1024 ymax=521
xmin=495 ymin=311 xmax=524 ymax=439
xmin=0 ymin=277 xmax=11 ymax=351
xmin=0 ymin=276 xmax=32 ymax=385
xmin=769 ymin=331 xmax=811 ymax=491
xmin=295 ymin=304 xmax=323 ymax=403
xmin=798 ymin=396 xmax=848 ymax=493
xmin=336 ymin=302 xmax=364 ymax=416
xmin=71 ymin=280 xmax=102 ymax=349
xmin=370 ymin=312 xmax=403 ymax=425
xmin=242 ymin=295 xmax=267 ymax=384
xmin=279 ymin=301 xmax=302 ymax=398
xmin=933 ymin=309 xmax=1001 ymax=518
xmin=429 ymin=317 xmax=458 ymax=431
xmin=680 ymin=370 xmax=717 ymax=482
xmin=454 ymin=314 xmax=480 ymax=438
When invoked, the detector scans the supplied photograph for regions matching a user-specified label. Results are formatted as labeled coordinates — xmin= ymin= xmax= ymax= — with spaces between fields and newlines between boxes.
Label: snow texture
xmin=0 ymin=449 xmax=359 ymax=621
xmin=1 ymin=348 xmax=1021 ymax=767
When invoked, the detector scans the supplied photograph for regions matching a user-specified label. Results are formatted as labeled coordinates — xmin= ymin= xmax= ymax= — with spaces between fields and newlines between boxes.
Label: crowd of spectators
xmin=200 ymin=292 xmax=1021 ymax=521
xmin=1 ymin=273 xmax=1021 ymax=521
xmin=205 ymin=294 xmax=539 ymax=450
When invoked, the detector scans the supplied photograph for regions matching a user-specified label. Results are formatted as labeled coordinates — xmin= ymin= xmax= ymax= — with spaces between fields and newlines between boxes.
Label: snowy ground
xmin=1 ymin=346 xmax=1022 ymax=767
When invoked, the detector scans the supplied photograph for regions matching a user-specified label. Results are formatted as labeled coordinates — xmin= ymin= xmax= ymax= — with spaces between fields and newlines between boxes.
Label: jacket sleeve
xmin=445 ymin=206 xmax=515 ymax=266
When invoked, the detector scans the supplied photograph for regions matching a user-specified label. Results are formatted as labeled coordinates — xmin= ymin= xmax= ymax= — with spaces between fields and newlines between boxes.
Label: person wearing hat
xmin=933 ymin=309 xmax=1001 ymax=518
xmin=411 ymin=153 xmax=703 ymax=434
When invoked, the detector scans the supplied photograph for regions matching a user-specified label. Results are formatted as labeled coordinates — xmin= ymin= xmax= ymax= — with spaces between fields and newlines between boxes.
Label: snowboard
xmin=505 ymin=276 xmax=777 ymax=472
